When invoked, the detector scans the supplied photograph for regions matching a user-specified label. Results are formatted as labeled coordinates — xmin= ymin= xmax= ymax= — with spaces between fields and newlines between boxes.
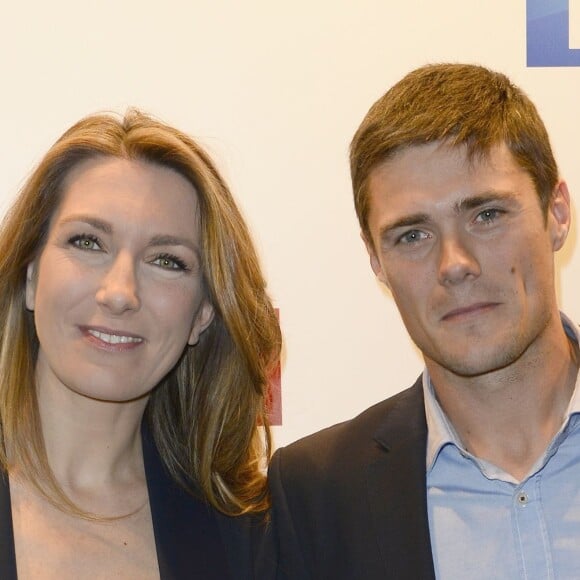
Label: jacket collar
xmin=366 ymin=378 xmax=436 ymax=580
xmin=0 ymin=471 xmax=17 ymax=579
xmin=142 ymin=423 xmax=231 ymax=579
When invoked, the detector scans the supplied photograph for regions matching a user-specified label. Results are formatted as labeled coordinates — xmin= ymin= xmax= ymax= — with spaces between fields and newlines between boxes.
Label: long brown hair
xmin=0 ymin=110 xmax=281 ymax=516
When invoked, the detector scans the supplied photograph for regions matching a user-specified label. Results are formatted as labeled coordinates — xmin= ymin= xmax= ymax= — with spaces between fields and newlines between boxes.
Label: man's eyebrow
xmin=379 ymin=213 xmax=431 ymax=240
xmin=453 ymin=191 xmax=517 ymax=213
xmin=377 ymin=191 xmax=519 ymax=241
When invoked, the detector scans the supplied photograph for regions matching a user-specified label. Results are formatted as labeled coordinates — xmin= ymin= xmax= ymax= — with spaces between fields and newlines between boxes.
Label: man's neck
xmin=426 ymin=326 xmax=579 ymax=481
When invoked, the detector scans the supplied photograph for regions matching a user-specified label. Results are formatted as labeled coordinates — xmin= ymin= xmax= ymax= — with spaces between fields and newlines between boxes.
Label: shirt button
xmin=516 ymin=492 xmax=529 ymax=506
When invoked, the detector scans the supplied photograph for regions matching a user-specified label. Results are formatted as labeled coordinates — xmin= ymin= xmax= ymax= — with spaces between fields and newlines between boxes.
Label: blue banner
xmin=527 ymin=0 xmax=580 ymax=66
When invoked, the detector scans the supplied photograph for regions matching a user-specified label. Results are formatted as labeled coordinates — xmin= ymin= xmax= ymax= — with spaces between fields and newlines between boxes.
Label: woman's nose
xmin=95 ymin=252 xmax=141 ymax=314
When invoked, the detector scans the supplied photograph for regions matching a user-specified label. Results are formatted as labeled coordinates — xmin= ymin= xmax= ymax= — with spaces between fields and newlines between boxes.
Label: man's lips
xmin=441 ymin=302 xmax=500 ymax=321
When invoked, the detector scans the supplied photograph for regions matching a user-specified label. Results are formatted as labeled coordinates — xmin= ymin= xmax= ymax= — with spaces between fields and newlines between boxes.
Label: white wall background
xmin=1 ymin=1 xmax=579 ymax=448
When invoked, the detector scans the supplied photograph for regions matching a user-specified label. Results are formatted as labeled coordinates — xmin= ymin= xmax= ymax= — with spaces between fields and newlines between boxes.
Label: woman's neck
xmin=33 ymin=370 xmax=149 ymax=509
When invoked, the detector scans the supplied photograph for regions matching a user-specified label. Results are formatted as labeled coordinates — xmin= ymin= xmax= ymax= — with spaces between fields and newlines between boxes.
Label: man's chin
xmin=426 ymin=345 xmax=528 ymax=379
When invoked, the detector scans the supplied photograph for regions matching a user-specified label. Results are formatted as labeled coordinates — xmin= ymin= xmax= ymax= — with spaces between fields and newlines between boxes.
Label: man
xmin=269 ymin=63 xmax=580 ymax=579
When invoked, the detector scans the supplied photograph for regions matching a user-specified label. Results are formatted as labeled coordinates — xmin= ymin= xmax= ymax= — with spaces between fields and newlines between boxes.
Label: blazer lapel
xmin=142 ymin=426 xmax=230 ymax=580
xmin=365 ymin=379 xmax=436 ymax=579
xmin=0 ymin=471 xmax=17 ymax=579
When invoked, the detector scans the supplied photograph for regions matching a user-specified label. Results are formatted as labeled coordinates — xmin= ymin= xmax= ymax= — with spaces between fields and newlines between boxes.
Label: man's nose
xmin=437 ymin=234 xmax=481 ymax=286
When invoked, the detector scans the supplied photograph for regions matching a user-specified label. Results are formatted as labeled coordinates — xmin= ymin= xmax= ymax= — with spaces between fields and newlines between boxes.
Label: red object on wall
xmin=266 ymin=308 xmax=282 ymax=425
xmin=266 ymin=359 xmax=282 ymax=425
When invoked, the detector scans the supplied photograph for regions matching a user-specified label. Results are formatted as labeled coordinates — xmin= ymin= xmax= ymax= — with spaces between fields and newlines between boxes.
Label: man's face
xmin=365 ymin=142 xmax=570 ymax=379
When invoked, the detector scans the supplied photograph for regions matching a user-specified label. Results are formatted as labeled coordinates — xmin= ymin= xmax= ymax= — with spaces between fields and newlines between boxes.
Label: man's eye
xmin=151 ymin=254 xmax=189 ymax=271
xmin=69 ymin=234 xmax=102 ymax=251
xmin=476 ymin=208 xmax=502 ymax=223
xmin=397 ymin=230 xmax=428 ymax=245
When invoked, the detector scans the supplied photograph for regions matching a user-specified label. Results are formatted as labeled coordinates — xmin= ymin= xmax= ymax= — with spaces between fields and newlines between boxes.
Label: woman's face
xmin=26 ymin=157 xmax=214 ymax=403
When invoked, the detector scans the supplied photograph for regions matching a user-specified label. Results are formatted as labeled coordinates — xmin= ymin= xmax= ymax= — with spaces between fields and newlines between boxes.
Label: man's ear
xmin=25 ymin=262 xmax=36 ymax=311
xmin=549 ymin=180 xmax=571 ymax=252
xmin=187 ymin=301 xmax=215 ymax=346
xmin=362 ymin=231 xmax=389 ymax=288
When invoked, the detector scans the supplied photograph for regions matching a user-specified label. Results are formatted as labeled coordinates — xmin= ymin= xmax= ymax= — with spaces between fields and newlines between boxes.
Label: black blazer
xmin=268 ymin=378 xmax=436 ymax=580
xmin=0 ymin=426 xmax=271 ymax=580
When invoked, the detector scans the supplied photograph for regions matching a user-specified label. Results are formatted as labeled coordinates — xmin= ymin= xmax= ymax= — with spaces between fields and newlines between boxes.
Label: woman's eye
xmin=69 ymin=234 xmax=102 ymax=251
xmin=151 ymin=254 xmax=189 ymax=271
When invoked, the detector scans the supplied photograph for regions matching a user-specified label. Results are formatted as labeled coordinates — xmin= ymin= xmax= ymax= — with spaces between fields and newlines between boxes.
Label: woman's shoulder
xmin=143 ymin=424 xmax=274 ymax=579
xmin=216 ymin=510 xmax=276 ymax=580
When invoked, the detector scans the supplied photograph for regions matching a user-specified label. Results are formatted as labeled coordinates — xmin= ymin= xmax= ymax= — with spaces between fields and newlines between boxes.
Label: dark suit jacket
xmin=268 ymin=377 xmax=436 ymax=580
xmin=0 ymin=425 xmax=271 ymax=580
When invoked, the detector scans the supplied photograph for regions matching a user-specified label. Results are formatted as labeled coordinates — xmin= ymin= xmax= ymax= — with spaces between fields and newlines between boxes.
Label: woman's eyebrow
xmin=57 ymin=215 xmax=200 ymax=255
xmin=58 ymin=215 xmax=112 ymax=234
xmin=147 ymin=234 xmax=198 ymax=253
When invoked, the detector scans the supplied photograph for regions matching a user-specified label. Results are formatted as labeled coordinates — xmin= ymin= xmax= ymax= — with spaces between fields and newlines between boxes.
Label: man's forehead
xmin=372 ymin=140 xmax=509 ymax=176
xmin=368 ymin=141 xmax=526 ymax=196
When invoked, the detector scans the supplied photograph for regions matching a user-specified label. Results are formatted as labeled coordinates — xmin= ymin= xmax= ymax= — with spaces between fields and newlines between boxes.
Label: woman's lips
xmin=80 ymin=326 xmax=144 ymax=351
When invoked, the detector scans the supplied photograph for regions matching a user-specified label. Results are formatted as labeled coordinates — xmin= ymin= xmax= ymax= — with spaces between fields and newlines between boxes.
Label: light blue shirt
xmin=425 ymin=315 xmax=580 ymax=580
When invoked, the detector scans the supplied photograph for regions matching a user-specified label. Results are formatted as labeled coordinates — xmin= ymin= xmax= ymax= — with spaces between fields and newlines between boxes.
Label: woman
xmin=0 ymin=110 xmax=281 ymax=579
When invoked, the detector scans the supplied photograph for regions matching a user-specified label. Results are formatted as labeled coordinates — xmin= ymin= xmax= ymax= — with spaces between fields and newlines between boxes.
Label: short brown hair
xmin=350 ymin=63 xmax=558 ymax=238
xmin=0 ymin=110 xmax=281 ymax=517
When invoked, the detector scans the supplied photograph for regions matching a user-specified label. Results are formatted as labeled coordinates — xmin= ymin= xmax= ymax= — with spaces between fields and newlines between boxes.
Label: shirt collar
xmin=424 ymin=312 xmax=580 ymax=473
